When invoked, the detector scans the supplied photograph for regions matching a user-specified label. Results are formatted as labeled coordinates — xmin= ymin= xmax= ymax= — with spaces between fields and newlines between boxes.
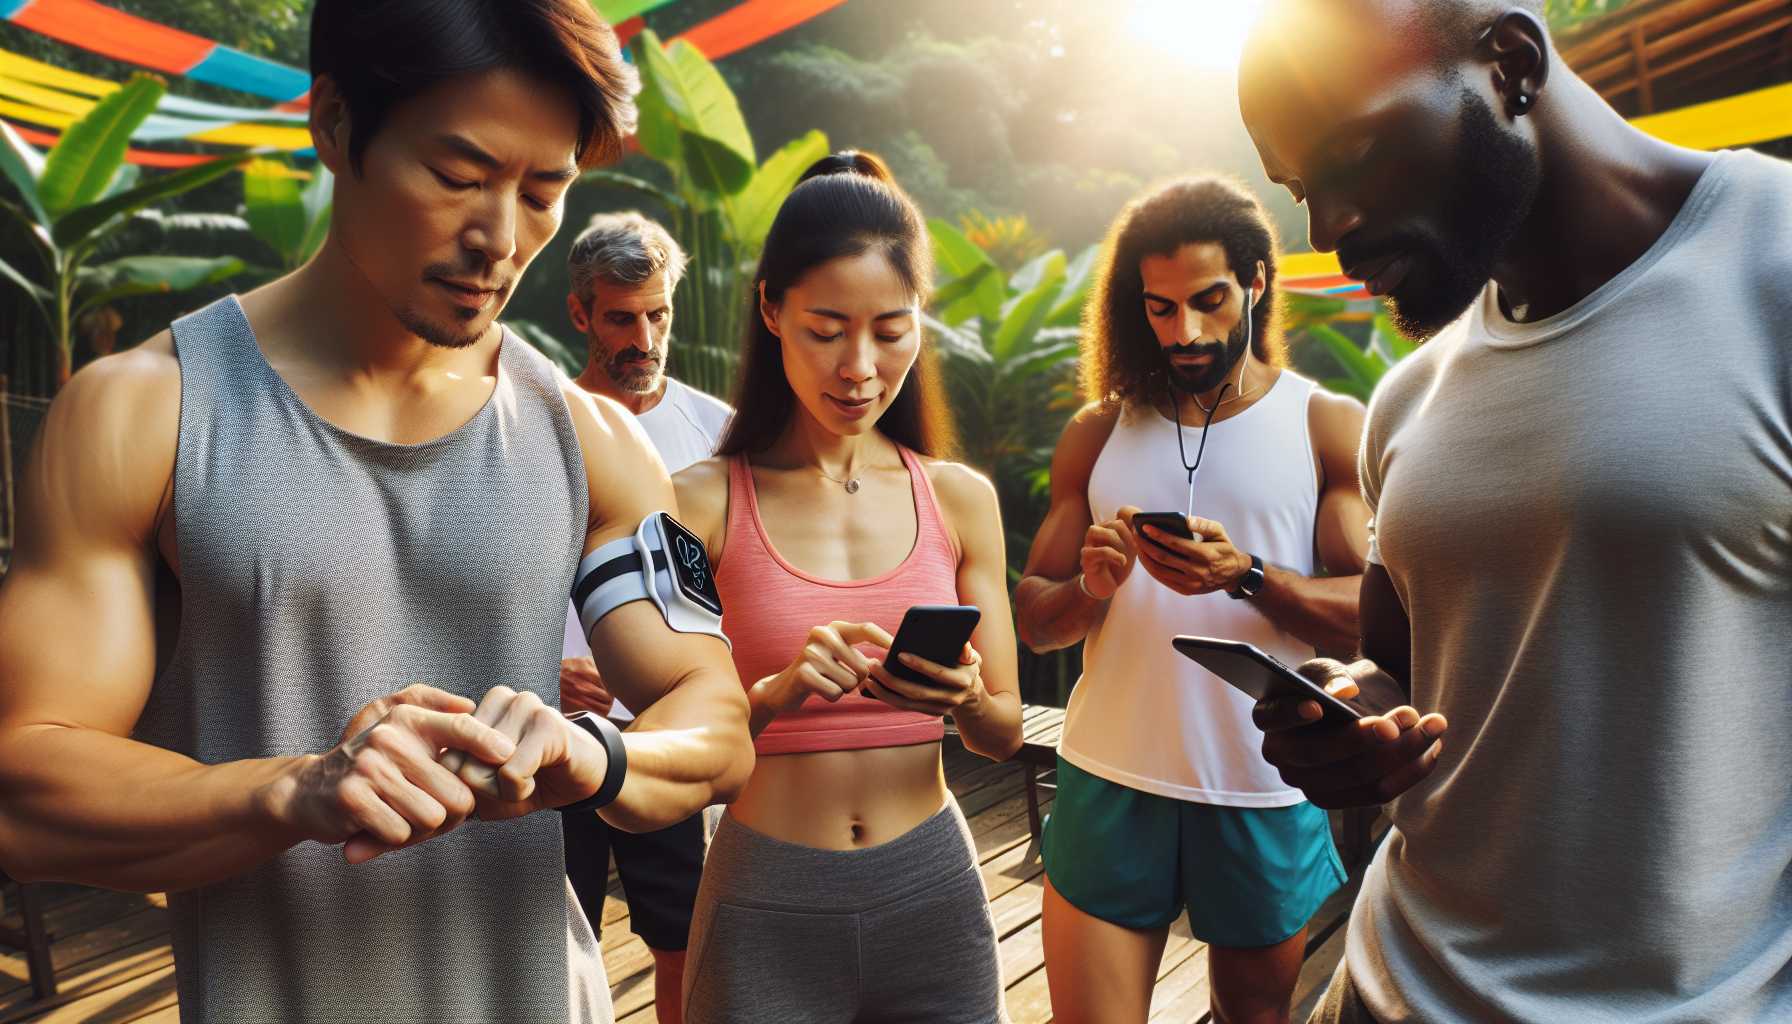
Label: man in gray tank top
xmin=0 ymin=3 xmax=754 ymax=1022
xmin=1241 ymin=2 xmax=1792 ymax=1021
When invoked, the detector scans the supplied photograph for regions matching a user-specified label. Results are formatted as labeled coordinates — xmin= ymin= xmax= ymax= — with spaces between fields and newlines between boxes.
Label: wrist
xmin=1075 ymin=571 xmax=1109 ymax=601
xmin=751 ymin=674 xmax=792 ymax=715
xmin=250 ymin=755 xmax=315 ymax=846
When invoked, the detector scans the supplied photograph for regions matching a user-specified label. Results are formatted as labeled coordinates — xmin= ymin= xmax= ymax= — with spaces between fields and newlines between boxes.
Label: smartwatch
xmin=572 ymin=511 xmax=728 ymax=646
xmin=1229 ymin=553 xmax=1266 ymax=600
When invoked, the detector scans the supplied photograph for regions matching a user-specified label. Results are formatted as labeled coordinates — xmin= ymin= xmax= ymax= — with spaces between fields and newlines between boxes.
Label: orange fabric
xmin=11 ymin=0 xmax=213 ymax=73
xmin=677 ymin=0 xmax=849 ymax=60
xmin=6 ymin=119 xmax=212 ymax=166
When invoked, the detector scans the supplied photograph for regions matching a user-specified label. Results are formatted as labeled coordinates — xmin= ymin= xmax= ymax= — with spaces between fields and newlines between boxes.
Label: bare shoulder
xmin=1049 ymin=400 xmax=1122 ymax=492
xmin=1308 ymin=387 xmax=1367 ymax=456
xmin=28 ymin=333 xmax=181 ymax=545
xmin=557 ymin=380 xmax=675 ymax=535
xmin=920 ymin=458 xmax=1000 ymax=521
xmin=671 ymin=456 xmax=731 ymax=550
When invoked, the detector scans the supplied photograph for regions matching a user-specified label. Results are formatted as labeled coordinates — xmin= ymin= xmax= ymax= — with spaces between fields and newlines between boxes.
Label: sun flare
xmin=1123 ymin=0 xmax=1268 ymax=73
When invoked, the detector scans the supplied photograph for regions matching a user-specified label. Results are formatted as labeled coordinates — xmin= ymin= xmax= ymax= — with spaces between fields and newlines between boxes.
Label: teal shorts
xmin=1042 ymin=756 xmax=1345 ymax=948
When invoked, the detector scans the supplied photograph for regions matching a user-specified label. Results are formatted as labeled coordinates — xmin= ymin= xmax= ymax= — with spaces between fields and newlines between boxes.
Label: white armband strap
xmin=573 ymin=512 xmax=729 ymax=648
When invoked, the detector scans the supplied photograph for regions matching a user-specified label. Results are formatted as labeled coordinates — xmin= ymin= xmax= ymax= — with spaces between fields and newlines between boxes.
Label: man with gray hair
xmin=559 ymin=211 xmax=731 ymax=1024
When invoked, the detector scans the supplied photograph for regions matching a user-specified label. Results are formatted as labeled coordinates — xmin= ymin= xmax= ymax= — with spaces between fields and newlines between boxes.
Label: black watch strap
xmin=1229 ymin=553 xmax=1266 ymax=600
xmin=557 ymin=711 xmax=628 ymax=813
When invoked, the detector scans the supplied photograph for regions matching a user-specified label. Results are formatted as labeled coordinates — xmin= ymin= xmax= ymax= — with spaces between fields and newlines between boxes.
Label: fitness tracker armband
xmin=572 ymin=511 xmax=728 ymax=647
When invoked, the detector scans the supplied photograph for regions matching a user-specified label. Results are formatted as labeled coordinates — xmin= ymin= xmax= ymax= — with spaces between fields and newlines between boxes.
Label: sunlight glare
xmin=1123 ymin=0 xmax=1268 ymax=73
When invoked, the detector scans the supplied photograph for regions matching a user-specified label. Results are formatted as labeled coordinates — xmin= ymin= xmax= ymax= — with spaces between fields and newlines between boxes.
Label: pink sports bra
xmin=717 ymin=446 xmax=960 ymax=756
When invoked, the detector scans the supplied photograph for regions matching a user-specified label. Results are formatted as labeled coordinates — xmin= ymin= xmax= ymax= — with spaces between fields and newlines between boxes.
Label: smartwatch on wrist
xmin=557 ymin=711 xmax=627 ymax=814
xmin=1229 ymin=553 xmax=1266 ymax=600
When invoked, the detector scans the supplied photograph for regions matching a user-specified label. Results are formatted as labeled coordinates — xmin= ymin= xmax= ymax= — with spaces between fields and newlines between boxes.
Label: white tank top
xmin=1061 ymin=370 xmax=1318 ymax=806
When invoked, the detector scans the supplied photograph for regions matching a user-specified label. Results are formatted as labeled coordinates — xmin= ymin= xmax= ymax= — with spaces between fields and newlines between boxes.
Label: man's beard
xmin=397 ymin=305 xmax=489 ymax=350
xmin=1343 ymin=86 xmax=1540 ymax=340
xmin=400 ymin=259 xmax=510 ymax=350
xmin=1165 ymin=317 xmax=1249 ymax=395
xmin=604 ymin=344 xmax=666 ymax=394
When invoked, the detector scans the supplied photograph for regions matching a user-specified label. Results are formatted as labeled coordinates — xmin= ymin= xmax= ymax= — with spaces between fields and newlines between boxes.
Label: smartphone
xmin=1171 ymin=636 xmax=1363 ymax=724
xmin=1130 ymin=511 xmax=1194 ymax=549
xmin=884 ymin=605 xmax=981 ymax=685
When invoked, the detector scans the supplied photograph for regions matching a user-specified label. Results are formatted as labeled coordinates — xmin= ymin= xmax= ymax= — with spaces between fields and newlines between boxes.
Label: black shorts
xmin=564 ymin=806 xmax=706 ymax=952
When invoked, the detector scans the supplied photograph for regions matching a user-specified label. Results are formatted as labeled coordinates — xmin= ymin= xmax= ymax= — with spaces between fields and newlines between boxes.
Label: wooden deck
xmin=2 ymin=713 xmax=1379 ymax=1023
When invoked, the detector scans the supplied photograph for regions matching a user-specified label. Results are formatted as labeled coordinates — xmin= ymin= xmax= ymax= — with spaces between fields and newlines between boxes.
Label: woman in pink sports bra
xmin=671 ymin=152 xmax=1022 ymax=1023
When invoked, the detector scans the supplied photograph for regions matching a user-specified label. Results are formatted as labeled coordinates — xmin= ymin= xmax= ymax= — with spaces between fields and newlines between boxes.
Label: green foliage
xmin=927 ymin=223 xmax=1096 ymax=573
xmin=587 ymin=31 xmax=827 ymax=399
xmin=243 ymin=156 xmax=332 ymax=270
xmin=1283 ymin=294 xmax=1420 ymax=403
xmin=0 ymin=75 xmax=249 ymax=388
xmin=1545 ymin=0 xmax=1638 ymax=29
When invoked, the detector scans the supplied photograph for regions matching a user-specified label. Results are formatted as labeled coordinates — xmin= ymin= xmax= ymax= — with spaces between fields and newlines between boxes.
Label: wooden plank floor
xmin=2 ymin=722 xmax=1379 ymax=1023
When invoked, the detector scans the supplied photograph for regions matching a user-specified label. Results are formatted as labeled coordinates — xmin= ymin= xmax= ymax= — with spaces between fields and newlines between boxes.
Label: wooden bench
xmin=0 ymin=874 xmax=57 ymax=1001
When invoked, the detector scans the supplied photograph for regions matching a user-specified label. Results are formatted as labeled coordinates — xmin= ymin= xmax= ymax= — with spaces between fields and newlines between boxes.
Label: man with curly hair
xmin=1016 ymin=176 xmax=1372 ymax=1024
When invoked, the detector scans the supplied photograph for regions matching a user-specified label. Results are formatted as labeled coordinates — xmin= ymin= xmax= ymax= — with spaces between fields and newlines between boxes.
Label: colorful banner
xmin=678 ymin=0 xmax=851 ymax=60
xmin=0 ymin=0 xmax=310 ymax=103
xmin=1633 ymin=81 xmax=1792 ymax=150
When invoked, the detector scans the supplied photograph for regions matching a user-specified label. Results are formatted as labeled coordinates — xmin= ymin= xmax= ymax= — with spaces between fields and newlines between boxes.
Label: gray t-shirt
xmin=1350 ymin=149 xmax=1792 ymax=1023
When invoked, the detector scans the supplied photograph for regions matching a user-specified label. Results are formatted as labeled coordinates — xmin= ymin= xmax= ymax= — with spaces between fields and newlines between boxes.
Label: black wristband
xmin=557 ymin=711 xmax=628 ymax=813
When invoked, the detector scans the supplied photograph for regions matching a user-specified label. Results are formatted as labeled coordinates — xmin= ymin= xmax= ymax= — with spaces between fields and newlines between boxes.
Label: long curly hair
xmin=1080 ymin=177 xmax=1286 ymax=408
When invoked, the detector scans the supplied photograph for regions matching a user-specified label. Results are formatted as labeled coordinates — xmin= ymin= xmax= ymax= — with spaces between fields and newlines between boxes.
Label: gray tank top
xmin=136 ymin=296 xmax=609 ymax=1023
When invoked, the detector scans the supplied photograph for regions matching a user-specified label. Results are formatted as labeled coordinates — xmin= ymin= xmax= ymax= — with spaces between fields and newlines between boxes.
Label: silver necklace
xmin=814 ymin=465 xmax=862 ymax=494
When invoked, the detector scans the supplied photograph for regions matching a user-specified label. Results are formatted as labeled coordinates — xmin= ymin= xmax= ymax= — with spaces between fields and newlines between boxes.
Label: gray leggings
xmin=682 ymin=799 xmax=1009 ymax=1024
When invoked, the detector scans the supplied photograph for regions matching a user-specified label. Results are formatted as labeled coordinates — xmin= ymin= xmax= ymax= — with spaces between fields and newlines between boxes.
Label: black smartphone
xmin=1130 ymin=511 xmax=1194 ymax=548
xmin=1171 ymin=636 xmax=1363 ymax=724
xmin=884 ymin=605 xmax=981 ymax=685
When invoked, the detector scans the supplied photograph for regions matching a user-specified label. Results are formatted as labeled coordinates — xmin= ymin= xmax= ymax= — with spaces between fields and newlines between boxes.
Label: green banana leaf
xmin=579 ymin=168 xmax=687 ymax=213
xmin=992 ymin=250 xmax=1065 ymax=361
xmin=51 ymin=152 xmax=250 ymax=249
xmin=73 ymin=254 xmax=243 ymax=319
xmin=726 ymin=129 xmax=828 ymax=252
xmin=244 ymin=157 xmax=305 ymax=266
xmin=296 ymin=163 xmax=332 ymax=266
xmin=0 ymin=252 xmax=51 ymax=309
xmin=927 ymin=218 xmax=1004 ymax=326
xmin=39 ymin=74 xmax=164 ymax=220
xmin=0 ymin=119 xmax=47 ymax=227
xmin=1045 ymin=244 xmax=1099 ymax=327
xmin=631 ymin=32 xmax=754 ymax=195
xmin=1307 ymin=323 xmax=1388 ymax=392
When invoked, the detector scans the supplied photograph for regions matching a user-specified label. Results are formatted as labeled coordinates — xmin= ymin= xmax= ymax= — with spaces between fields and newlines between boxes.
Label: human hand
xmin=1252 ymin=658 xmax=1447 ymax=809
xmin=1079 ymin=512 xmax=1139 ymax=600
xmin=1127 ymin=512 xmax=1250 ymax=596
xmin=863 ymin=642 xmax=984 ymax=716
xmin=435 ymin=686 xmax=610 ymax=827
xmin=756 ymin=621 xmax=890 ymax=714
xmin=559 ymin=657 xmax=614 ymax=718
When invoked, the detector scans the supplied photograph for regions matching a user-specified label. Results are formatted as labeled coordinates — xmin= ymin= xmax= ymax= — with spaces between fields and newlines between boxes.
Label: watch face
xmin=658 ymin=513 xmax=723 ymax=617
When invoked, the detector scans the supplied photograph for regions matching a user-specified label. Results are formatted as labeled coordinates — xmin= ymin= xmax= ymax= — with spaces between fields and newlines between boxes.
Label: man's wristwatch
xmin=1229 ymin=553 xmax=1266 ymax=600
xmin=556 ymin=711 xmax=628 ymax=813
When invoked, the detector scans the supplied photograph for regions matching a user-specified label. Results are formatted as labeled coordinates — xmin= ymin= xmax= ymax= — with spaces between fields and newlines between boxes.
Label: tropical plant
xmin=242 ymin=155 xmax=332 ymax=271
xmin=0 ymin=74 xmax=249 ymax=389
xmin=926 ymin=220 xmax=1096 ymax=565
xmin=580 ymin=29 xmax=828 ymax=398
xmin=926 ymin=219 xmax=1098 ymax=704
xmin=1283 ymin=293 xmax=1414 ymax=403
xmin=957 ymin=210 xmax=1048 ymax=274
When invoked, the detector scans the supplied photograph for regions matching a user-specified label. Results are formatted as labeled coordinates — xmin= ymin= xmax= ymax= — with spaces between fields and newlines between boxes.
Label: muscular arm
xmin=1233 ymin=390 xmax=1371 ymax=653
xmin=1358 ymin=563 xmax=1412 ymax=700
xmin=0 ymin=341 xmax=303 ymax=891
xmin=931 ymin=464 xmax=1023 ymax=762
xmin=563 ymin=390 xmax=753 ymax=833
xmin=1015 ymin=404 xmax=1119 ymax=653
